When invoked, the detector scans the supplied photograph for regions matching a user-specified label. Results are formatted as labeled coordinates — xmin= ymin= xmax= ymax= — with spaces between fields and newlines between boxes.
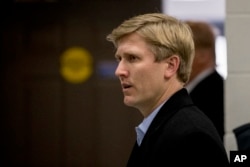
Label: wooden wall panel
xmin=1 ymin=1 xmax=161 ymax=166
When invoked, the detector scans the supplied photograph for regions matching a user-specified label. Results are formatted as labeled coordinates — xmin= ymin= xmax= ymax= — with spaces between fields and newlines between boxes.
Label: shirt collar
xmin=135 ymin=101 xmax=166 ymax=146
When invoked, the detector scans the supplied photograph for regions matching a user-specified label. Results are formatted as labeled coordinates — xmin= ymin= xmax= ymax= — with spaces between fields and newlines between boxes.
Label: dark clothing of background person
xmin=127 ymin=88 xmax=229 ymax=167
xmin=188 ymin=70 xmax=224 ymax=141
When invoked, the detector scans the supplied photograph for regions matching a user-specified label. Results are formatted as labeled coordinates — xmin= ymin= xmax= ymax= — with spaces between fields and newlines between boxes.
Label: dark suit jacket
xmin=189 ymin=70 xmax=224 ymax=141
xmin=127 ymin=88 xmax=229 ymax=167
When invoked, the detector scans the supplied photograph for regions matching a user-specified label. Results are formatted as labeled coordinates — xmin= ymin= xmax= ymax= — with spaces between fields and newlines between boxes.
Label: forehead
xmin=116 ymin=33 xmax=151 ymax=54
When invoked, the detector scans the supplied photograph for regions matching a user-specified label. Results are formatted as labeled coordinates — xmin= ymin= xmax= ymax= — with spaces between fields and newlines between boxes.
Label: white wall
xmin=162 ymin=0 xmax=225 ymax=22
xmin=224 ymin=0 xmax=250 ymax=156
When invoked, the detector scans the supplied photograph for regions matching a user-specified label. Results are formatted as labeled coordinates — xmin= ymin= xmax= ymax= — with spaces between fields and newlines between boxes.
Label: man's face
xmin=115 ymin=33 xmax=168 ymax=112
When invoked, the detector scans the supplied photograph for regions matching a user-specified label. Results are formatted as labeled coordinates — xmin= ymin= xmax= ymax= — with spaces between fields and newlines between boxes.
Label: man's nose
xmin=115 ymin=61 xmax=128 ymax=77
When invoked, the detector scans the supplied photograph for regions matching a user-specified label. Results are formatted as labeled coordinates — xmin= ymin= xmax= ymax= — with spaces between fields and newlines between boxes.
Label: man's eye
xmin=128 ymin=55 xmax=137 ymax=62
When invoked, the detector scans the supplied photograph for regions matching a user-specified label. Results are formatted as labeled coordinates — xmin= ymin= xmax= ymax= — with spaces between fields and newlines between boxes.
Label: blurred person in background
xmin=107 ymin=13 xmax=229 ymax=167
xmin=185 ymin=21 xmax=225 ymax=142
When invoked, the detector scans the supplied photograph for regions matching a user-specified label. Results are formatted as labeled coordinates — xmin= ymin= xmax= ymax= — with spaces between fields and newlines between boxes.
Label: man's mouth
xmin=122 ymin=83 xmax=132 ymax=89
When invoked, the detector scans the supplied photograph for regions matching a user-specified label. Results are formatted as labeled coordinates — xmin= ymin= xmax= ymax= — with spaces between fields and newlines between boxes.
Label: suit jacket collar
xmin=141 ymin=88 xmax=194 ymax=145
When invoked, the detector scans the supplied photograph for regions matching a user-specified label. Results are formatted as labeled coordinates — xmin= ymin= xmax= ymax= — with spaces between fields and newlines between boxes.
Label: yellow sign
xmin=60 ymin=47 xmax=93 ymax=84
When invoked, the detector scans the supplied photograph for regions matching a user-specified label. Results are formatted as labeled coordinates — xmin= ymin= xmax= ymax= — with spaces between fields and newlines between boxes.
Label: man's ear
xmin=164 ymin=55 xmax=180 ymax=78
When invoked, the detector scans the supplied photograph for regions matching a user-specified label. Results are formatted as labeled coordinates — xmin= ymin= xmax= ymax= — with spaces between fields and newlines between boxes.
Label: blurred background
xmin=1 ymin=0 xmax=226 ymax=166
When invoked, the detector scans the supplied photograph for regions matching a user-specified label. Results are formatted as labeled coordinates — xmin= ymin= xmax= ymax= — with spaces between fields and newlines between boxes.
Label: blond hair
xmin=107 ymin=13 xmax=195 ymax=83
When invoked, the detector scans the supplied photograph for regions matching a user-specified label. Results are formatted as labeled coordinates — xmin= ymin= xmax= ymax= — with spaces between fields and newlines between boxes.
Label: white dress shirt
xmin=135 ymin=101 xmax=166 ymax=146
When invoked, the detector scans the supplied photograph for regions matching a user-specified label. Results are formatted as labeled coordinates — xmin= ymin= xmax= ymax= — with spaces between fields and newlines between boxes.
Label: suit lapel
xmin=127 ymin=88 xmax=194 ymax=166
xmin=142 ymin=88 xmax=194 ymax=144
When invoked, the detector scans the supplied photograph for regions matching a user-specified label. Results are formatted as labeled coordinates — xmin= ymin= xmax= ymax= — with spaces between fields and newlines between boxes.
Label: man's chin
xmin=123 ymin=98 xmax=135 ymax=107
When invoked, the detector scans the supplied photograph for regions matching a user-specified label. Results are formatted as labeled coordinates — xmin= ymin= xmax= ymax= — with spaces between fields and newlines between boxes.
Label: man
xmin=185 ymin=21 xmax=225 ymax=141
xmin=107 ymin=13 xmax=229 ymax=166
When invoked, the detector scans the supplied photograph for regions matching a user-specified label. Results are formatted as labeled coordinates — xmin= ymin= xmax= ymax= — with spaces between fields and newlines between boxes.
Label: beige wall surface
xmin=224 ymin=0 xmax=250 ymax=156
